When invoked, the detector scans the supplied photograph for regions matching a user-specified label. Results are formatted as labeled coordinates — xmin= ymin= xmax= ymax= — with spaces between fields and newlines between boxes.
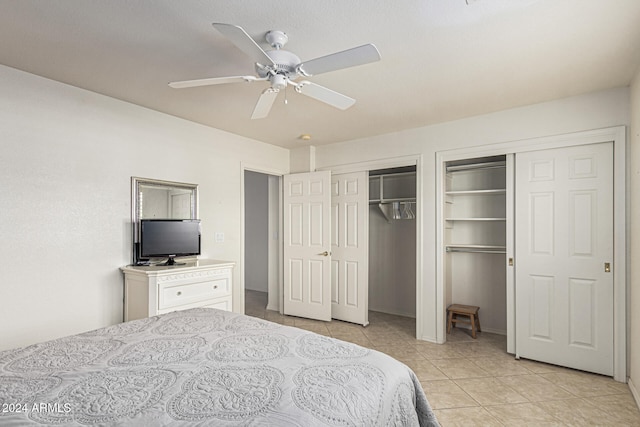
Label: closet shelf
xmin=370 ymin=169 xmax=417 ymax=222
xmin=446 ymin=189 xmax=506 ymax=195
xmin=446 ymin=245 xmax=506 ymax=254
xmin=446 ymin=161 xmax=506 ymax=172
xmin=446 ymin=217 xmax=506 ymax=221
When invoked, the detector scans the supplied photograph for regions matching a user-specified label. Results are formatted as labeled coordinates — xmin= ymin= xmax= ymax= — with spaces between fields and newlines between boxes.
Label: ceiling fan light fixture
xmin=271 ymin=74 xmax=287 ymax=90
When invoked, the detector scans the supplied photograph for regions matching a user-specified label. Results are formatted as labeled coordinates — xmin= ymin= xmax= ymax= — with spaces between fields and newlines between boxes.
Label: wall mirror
xmin=131 ymin=177 xmax=199 ymax=262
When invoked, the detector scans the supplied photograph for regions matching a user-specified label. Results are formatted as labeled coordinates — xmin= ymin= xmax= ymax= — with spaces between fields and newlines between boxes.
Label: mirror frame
xmin=131 ymin=176 xmax=199 ymax=263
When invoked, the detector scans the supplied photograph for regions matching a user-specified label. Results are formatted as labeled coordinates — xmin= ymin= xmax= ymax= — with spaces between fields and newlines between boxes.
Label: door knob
xmin=318 ymin=251 xmax=330 ymax=256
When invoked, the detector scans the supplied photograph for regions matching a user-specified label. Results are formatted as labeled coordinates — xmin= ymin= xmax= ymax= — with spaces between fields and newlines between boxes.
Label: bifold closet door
xmin=515 ymin=142 xmax=613 ymax=376
xmin=331 ymin=172 xmax=369 ymax=326
xmin=283 ymin=171 xmax=332 ymax=321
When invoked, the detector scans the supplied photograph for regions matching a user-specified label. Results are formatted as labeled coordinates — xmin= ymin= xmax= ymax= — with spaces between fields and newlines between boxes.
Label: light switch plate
xmin=214 ymin=232 xmax=224 ymax=243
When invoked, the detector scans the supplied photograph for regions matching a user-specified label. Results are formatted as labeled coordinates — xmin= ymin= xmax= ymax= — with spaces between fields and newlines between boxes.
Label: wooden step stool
xmin=447 ymin=304 xmax=481 ymax=339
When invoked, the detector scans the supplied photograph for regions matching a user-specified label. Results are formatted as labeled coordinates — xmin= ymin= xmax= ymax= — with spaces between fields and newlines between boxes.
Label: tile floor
xmin=245 ymin=290 xmax=640 ymax=426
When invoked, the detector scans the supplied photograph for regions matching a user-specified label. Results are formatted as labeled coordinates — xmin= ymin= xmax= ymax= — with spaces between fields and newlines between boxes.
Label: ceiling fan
xmin=169 ymin=23 xmax=381 ymax=119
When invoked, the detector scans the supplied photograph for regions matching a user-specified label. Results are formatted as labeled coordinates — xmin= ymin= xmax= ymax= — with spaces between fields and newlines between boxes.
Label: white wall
xmin=315 ymin=87 xmax=630 ymax=341
xmin=369 ymin=208 xmax=416 ymax=317
xmin=629 ymin=68 xmax=640 ymax=397
xmin=0 ymin=65 xmax=288 ymax=351
xmin=244 ymin=170 xmax=269 ymax=292
xmin=290 ymin=146 xmax=316 ymax=173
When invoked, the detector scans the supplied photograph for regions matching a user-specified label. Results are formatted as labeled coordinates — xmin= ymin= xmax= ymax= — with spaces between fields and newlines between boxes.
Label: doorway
xmin=243 ymin=170 xmax=280 ymax=314
xmin=368 ymin=166 xmax=417 ymax=319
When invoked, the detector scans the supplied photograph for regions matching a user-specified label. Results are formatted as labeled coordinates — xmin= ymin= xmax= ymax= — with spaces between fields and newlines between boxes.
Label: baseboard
xmin=266 ymin=303 xmax=279 ymax=312
xmin=628 ymin=378 xmax=640 ymax=409
xmin=369 ymin=307 xmax=416 ymax=319
xmin=480 ymin=327 xmax=506 ymax=336
xmin=450 ymin=324 xmax=506 ymax=336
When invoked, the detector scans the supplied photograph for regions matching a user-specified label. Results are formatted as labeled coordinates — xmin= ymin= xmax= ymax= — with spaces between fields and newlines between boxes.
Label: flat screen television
xmin=139 ymin=219 xmax=201 ymax=265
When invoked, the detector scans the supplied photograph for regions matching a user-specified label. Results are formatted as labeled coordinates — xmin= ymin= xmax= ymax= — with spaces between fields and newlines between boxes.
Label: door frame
xmin=240 ymin=162 xmax=286 ymax=314
xmin=317 ymin=154 xmax=423 ymax=338
xmin=435 ymin=126 xmax=626 ymax=381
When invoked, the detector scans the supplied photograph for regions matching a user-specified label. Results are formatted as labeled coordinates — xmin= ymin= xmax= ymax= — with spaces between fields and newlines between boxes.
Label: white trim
xmin=317 ymin=154 xmax=425 ymax=341
xmin=318 ymin=154 xmax=418 ymax=174
xmin=629 ymin=378 xmax=640 ymax=409
xmin=277 ymin=176 xmax=284 ymax=314
xmin=613 ymin=125 xmax=627 ymax=383
xmin=435 ymin=125 xmax=626 ymax=381
xmin=242 ymin=163 xmax=288 ymax=176
xmin=505 ymin=153 xmax=515 ymax=354
xmin=266 ymin=175 xmax=281 ymax=312
xmin=240 ymin=162 xmax=287 ymax=315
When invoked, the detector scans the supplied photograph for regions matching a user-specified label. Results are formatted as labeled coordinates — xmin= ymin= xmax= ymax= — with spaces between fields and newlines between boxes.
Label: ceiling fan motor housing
xmin=256 ymin=49 xmax=301 ymax=79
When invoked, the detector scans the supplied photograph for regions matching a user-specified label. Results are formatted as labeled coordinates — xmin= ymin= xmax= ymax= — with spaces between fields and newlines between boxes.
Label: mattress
xmin=0 ymin=307 xmax=439 ymax=426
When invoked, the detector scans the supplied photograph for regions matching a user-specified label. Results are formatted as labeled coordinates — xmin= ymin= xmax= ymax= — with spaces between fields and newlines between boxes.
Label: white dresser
xmin=121 ymin=259 xmax=234 ymax=321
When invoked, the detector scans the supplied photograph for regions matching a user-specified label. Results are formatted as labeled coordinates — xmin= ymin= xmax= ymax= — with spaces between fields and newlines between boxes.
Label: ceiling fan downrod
xmin=265 ymin=30 xmax=288 ymax=49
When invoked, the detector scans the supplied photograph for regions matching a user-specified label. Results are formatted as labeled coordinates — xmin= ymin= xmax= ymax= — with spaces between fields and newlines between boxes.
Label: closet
xmin=439 ymin=137 xmax=620 ymax=378
xmin=369 ymin=166 xmax=416 ymax=318
xmin=443 ymin=156 xmax=508 ymax=336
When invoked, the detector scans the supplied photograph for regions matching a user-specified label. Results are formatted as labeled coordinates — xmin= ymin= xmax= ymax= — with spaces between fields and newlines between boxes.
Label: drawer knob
xmin=176 ymin=291 xmax=182 ymax=296
xmin=213 ymin=285 xmax=218 ymax=290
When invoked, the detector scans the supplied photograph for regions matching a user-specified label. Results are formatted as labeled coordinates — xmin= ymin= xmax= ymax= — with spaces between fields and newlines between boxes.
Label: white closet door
xmin=515 ymin=142 xmax=613 ymax=375
xmin=330 ymin=172 xmax=369 ymax=326
xmin=283 ymin=171 xmax=332 ymax=321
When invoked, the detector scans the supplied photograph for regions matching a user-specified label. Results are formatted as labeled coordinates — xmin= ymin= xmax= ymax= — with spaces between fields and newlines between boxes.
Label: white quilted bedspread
xmin=0 ymin=308 xmax=439 ymax=426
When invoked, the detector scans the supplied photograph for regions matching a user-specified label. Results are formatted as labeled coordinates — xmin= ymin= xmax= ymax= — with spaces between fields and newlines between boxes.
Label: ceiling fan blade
xmin=297 ymin=44 xmax=381 ymax=76
xmin=212 ymin=23 xmax=275 ymax=67
xmin=169 ymin=75 xmax=260 ymax=89
xmin=295 ymin=81 xmax=355 ymax=110
xmin=251 ymin=88 xmax=279 ymax=119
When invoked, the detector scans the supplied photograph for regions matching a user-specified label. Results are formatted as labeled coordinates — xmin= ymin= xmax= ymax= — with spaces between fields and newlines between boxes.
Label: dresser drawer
xmin=157 ymin=295 xmax=232 ymax=314
xmin=122 ymin=260 xmax=234 ymax=321
xmin=203 ymin=296 xmax=232 ymax=312
xmin=158 ymin=277 xmax=230 ymax=310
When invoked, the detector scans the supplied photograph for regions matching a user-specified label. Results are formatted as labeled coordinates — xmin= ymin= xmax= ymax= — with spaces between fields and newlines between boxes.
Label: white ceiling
xmin=1 ymin=0 xmax=639 ymax=149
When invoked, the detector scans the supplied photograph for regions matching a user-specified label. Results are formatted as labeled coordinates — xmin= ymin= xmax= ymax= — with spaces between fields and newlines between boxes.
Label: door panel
xmin=515 ymin=142 xmax=613 ymax=375
xmin=283 ymin=171 xmax=331 ymax=321
xmin=331 ymin=172 xmax=369 ymax=325
xmin=529 ymin=192 xmax=553 ymax=254
xmin=568 ymin=278 xmax=596 ymax=347
xmin=530 ymin=275 xmax=553 ymax=340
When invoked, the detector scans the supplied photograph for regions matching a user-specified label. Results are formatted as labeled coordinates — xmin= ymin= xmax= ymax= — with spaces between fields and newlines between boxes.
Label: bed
xmin=0 ymin=307 xmax=439 ymax=426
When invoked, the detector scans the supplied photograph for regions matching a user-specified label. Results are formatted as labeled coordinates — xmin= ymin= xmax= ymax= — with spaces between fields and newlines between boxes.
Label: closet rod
xmin=446 ymin=161 xmax=506 ymax=173
xmin=446 ymin=247 xmax=506 ymax=254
